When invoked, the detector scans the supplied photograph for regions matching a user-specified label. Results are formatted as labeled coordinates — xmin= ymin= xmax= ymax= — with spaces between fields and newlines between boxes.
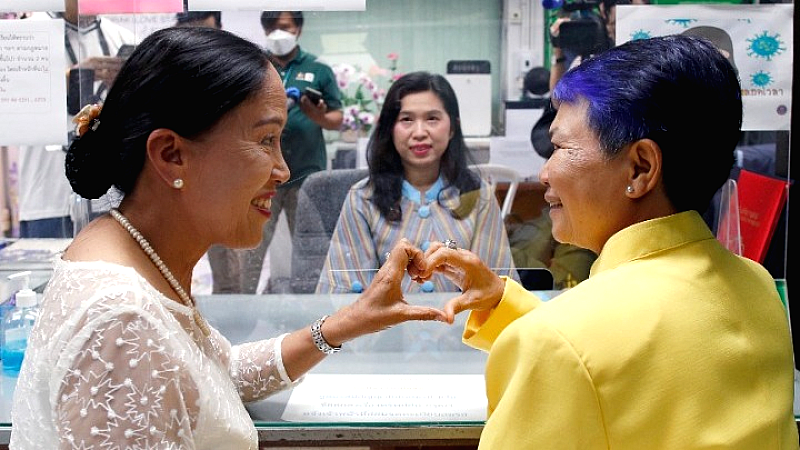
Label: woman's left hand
xmin=420 ymin=241 xmax=506 ymax=324
xmin=321 ymin=239 xmax=448 ymax=346
xmin=299 ymin=95 xmax=328 ymax=121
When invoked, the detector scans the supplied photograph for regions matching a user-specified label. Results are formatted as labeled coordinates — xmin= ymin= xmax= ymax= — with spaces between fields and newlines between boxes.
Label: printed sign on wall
xmin=616 ymin=4 xmax=793 ymax=130
xmin=0 ymin=19 xmax=68 ymax=146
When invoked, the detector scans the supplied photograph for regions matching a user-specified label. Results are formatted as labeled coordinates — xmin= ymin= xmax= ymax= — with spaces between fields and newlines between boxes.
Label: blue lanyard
xmin=280 ymin=66 xmax=293 ymax=87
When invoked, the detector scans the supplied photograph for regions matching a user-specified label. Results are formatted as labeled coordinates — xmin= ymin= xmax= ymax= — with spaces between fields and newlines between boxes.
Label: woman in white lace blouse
xmin=10 ymin=27 xmax=447 ymax=449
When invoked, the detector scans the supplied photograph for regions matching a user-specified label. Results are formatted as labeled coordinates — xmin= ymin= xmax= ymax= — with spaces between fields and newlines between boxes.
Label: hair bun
xmin=65 ymin=131 xmax=117 ymax=199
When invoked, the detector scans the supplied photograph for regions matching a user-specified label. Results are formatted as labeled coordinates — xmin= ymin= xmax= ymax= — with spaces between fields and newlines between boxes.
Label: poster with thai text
xmin=616 ymin=4 xmax=793 ymax=130
xmin=0 ymin=19 xmax=68 ymax=146
xmin=282 ymin=374 xmax=487 ymax=423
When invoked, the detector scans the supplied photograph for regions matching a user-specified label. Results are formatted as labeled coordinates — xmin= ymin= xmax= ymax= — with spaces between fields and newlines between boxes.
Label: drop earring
xmin=173 ymin=178 xmax=184 ymax=189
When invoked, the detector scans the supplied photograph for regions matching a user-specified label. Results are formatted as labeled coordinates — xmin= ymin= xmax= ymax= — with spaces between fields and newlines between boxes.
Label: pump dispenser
xmin=2 ymin=271 xmax=39 ymax=376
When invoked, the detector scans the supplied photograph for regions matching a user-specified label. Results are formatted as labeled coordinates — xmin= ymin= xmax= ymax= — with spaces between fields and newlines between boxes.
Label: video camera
xmin=547 ymin=0 xmax=612 ymax=58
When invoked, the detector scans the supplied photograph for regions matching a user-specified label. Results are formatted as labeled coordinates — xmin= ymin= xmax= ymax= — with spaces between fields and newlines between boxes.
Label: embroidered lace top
xmin=10 ymin=259 xmax=297 ymax=449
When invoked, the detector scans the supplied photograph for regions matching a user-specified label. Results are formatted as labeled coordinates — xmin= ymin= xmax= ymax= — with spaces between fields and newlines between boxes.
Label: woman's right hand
xmin=421 ymin=242 xmax=506 ymax=324
xmin=281 ymin=239 xmax=446 ymax=381
xmin=321 ymin=239 xmax=448 ymax=346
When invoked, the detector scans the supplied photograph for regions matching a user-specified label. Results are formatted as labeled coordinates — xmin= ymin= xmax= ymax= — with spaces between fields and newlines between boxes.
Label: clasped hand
xmin=350 ymin=239 xmax=505 ymax=335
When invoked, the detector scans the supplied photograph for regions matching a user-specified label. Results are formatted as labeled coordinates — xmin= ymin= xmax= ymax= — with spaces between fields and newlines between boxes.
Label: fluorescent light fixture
xmin=78 ymin=0 xmax=183 ymax=14
xmin=1 ymin=0 xmax=62 ymax=12
xmin=188 ymin=0 xmax=366 ymax=11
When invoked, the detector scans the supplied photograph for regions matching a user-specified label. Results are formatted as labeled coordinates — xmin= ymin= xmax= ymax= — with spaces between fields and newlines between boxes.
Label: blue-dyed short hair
xmin=552 ymin=35 xmax=742 ymax=213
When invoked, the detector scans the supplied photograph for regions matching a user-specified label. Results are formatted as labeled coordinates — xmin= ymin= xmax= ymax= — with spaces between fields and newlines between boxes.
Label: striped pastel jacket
xmin=316 ymin=176 xmax=517 ymax=294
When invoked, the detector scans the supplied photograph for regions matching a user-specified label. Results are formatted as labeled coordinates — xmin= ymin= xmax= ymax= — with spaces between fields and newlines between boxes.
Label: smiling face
xmin=392 ymin=90 xmax=453 ymax=186
xmin=184 ymin=64 xmax=289 ymax=249
xmin=540 ymin=100 xmax=630 ymax=253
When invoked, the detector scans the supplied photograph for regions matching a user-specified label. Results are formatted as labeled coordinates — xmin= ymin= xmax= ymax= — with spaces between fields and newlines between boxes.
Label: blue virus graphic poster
xmin=616 ymin=4 xmax=793 ymax=130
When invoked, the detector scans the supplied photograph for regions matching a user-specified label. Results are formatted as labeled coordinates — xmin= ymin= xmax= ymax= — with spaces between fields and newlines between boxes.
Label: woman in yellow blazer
xmin=421 ymin=35 xmax=797 ymax=449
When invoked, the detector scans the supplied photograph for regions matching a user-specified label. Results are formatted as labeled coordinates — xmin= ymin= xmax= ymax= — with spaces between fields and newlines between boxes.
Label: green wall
xmin=299 ymin=0 xmax=504 ymax=131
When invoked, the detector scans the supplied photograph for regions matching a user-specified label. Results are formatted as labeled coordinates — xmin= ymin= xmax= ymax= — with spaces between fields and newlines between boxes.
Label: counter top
xmin=1 ymin=290 xmax=798 ymax=447
xmin=0 ymin=292 xmax=514 ymax=447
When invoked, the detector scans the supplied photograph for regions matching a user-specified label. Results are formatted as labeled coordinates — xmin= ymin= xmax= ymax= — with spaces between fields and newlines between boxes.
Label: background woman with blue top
xmin=317 ymin=72 xmax=516 ymax=294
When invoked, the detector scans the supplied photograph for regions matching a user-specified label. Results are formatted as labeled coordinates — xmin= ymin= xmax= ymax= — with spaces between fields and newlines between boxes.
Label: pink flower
xmin=358 ymin=112 xmax=375 ymax=125
xmin=387 ymin=53 xmax=399 ymax=61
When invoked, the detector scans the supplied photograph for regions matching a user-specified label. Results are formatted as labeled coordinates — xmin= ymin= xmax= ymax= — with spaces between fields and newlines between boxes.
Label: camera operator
xmin=538 ymin=0 xmax=644 ymax=155
xmin=548 ymin=0 xmax=646 ymax=91
xmin=523 ymin=0 xmax=648 ymax=288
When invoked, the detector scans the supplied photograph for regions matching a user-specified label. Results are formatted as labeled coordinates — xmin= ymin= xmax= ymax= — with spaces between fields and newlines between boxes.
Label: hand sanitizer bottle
xmin=1 ymin=272 xmax=39 ymax=376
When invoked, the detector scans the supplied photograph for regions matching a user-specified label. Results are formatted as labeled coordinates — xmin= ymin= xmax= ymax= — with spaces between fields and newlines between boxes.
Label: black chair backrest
xmin=289 ymin=168 xmax=369 ymax=293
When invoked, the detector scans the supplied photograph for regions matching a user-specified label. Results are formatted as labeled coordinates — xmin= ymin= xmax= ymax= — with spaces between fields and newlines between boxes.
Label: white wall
xmin=502 ymin=0 xmax=547 ymax=102
xmin=106 ymin=1 xmax=550 ymax=131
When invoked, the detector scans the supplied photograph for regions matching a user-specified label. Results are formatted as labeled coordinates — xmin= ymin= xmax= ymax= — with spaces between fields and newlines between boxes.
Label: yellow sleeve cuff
xmin=462 ymin=277 xmax=542 ymax=351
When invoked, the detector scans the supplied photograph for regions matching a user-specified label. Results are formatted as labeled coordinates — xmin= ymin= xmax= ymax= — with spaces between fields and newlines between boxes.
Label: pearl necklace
xmin=110 ymin=209 xmax=211 ymax=337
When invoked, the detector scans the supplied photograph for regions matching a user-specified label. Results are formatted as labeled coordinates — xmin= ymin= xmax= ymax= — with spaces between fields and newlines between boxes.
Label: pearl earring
xmin=173 ymin=178 xmax=184 ymax=189
xmin=626 ymin=185 xmax=634 ymax=194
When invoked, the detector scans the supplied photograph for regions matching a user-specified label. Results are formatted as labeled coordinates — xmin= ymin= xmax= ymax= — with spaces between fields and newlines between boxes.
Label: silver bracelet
xmin=311 ymin=315 xmax=341 ymax=355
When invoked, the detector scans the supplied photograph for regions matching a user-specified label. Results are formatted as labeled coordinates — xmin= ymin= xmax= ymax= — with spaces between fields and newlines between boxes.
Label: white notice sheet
xmin=0 ymin=18 xmax=67 ymax=146
xmin=281 ymin=374 xmax=487 ymax=423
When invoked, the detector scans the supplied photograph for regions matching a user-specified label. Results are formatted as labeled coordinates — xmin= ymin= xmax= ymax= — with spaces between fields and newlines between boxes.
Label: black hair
xmin=260 ymin=11 xmax=304 ymax=31
xmin=175 ymin=11 xmax=222 ymax=29
xmin=365 ymin=71 xmax=480 ymax=222
xmin=524 ymin=67 xmax=551 ymax=96
xmin=65 ymin=27 xmax=271 ymax=199
xmin=681 ymin=26 xmax=737 ymax=73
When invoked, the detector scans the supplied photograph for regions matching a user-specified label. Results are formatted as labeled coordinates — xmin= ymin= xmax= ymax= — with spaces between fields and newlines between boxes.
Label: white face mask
xmin=265 ymin=29 xmax=297 ymax=56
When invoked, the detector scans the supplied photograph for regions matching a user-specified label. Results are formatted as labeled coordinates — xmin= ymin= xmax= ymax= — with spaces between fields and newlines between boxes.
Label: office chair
xmin=288 ymin=168 xmax=369 ymax=293
xmin=469 ymin=164 xmax=520 ymax=220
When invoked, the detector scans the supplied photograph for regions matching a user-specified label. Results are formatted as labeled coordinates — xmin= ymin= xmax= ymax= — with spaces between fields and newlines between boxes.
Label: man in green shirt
xmin=206 ymin=10 xmax=343 ymax=293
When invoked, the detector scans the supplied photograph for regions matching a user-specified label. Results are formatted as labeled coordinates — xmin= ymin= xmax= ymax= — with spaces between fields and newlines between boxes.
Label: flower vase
xmin=341 ymin=129 xmax=358 ymax=143
xmin=341 ymin=129 xmax=365 ymax=143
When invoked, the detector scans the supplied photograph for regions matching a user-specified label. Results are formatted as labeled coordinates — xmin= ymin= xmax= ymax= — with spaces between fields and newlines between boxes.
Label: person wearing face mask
xmin=205 ymin=11 xmax=343 ymax=294
xmin=10 ymin=28 xmax=447 ymax=448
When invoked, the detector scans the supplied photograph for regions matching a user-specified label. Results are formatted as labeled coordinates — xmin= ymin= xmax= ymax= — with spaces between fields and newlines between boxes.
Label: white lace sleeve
xmin=11 ymin=261 xmax=260 ymax=449
xmin=55 ymin=307 xmax=201 ymax=449
xmin=230 ymin=333 xmax=299 ymax=402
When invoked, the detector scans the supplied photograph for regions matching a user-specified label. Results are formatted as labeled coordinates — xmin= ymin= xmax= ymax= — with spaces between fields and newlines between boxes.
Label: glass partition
xmin=0 ymin=0 xmax=793 ymax=296
xmin=0 ymin=0 xmax=795 ymax=444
